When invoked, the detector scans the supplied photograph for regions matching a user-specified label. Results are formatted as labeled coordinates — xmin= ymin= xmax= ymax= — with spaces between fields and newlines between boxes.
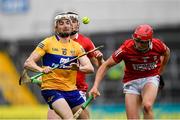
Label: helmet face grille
xmin=133 ymin=24 xmax=153 ymax=41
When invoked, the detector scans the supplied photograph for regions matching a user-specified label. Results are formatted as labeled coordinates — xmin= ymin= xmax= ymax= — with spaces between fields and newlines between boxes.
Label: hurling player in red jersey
xmin=47 ymin=12 xmax=104 ymax=119
xmin=68 ymin=12 xmax=104 ymax=93
xmin=89 ymin=24 xmax=170 ymax=119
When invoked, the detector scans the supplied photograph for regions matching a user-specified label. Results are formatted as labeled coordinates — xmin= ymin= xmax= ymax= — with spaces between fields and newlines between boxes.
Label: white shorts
xmin=123 ymin=75 xmax=160 ymax=95
xmin=79 ymin=91 xmax=87 ymax=101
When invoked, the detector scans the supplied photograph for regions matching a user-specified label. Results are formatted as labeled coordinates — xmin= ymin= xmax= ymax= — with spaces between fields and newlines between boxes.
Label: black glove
xmin=159 ymin=75 xmax=165 ymax=90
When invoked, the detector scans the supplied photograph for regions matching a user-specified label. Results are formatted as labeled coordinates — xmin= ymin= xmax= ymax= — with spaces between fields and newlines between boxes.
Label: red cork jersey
xmin=74 ymin=34 xmax=95 ymax=91
xmin=112 ymin=38 xmax=167 ymax=83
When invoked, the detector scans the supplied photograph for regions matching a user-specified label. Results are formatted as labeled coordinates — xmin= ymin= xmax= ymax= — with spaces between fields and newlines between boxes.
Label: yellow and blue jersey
xmin=33 ymin=35 xmax=85 ymax=91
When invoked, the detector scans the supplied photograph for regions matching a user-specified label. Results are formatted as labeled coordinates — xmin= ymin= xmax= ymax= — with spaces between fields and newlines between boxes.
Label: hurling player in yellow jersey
xmin=24 ymin=13 xmax=94 ymax=119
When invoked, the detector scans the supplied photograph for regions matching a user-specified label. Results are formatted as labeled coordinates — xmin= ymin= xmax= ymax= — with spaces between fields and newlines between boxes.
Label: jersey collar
xmin=55 ymin=34 xmax=60 ymax=41
xmin=55 ymin=34 xmax=71 ymax=43
xmin=73 ymin=33 xmax=79 ymax=40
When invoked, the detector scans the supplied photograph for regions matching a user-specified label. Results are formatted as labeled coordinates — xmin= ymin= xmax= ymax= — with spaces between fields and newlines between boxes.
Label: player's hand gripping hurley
xmin=73 ymin=95 xmax=94 ymax=119
xmin=19 ymin=45 xmax=104 ymax=85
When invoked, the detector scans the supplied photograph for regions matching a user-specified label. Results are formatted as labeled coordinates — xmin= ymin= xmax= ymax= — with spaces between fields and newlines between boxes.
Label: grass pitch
xmin=0 ymin=104 xmax=180 ymax=119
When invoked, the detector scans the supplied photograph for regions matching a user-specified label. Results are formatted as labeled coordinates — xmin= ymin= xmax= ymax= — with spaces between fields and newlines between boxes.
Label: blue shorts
xmin=41 ymin=90 xmax=85 ymax=109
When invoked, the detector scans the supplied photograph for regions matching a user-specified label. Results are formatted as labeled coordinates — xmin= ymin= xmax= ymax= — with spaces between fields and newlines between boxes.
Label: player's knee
xmin=47 ymin=109 xmax=60 ymax=119
xmin=60 ymin=113 xmax=73 ymax=119
xmin=84 ymin=109 xmax=90 ymax=119
xmin=142 ymin=102 xmax=153 ymax=113
xmin=79 ymin=109 xmax=90 ymax=119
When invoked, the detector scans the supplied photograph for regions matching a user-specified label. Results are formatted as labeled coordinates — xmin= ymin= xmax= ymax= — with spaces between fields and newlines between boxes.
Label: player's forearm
xmin=93 ymin=63 xmax=109 ymax=88
xmin=97 ymin=58 xmax=105 ymax=67
xmin=160 ymin=59 xmax=170 ymax=74
xmin=24 ymin=59 xmax=43 ymax=72
xmin=78 ymin=56 xmax=94 ymax=73
xmin=91 ymin=57 xmax=104 ymax=68
xmin=159 ymin=48 xmax=170 ymax=74
xmin=79 ymin=64 xmax=94 ymax=73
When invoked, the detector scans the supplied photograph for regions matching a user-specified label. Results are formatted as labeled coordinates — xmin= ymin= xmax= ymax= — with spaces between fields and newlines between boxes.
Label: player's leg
xmin=125 ymin=94 xmax=142 ymax=119
xmin=80 ymin=107 xmax=89 ymax=119
xmin=123 ymin=80 xmax=142 ymax=119
xmin=72 ymin=104 xmax=89 ymax=119
xmin=66 ymin=90 xmax=87 ymax=119
xmin=47 ymin=108 xmax=61 ymax=120
xmin=141 ymin=76 xmax=159 ymax=119
xmin=41 ymin=90 xmax=74 ymax=119
xmin=46 ymin=90 xmax=89 ymax=119
xmin=52 ymin=98 xmax=74 ymax=119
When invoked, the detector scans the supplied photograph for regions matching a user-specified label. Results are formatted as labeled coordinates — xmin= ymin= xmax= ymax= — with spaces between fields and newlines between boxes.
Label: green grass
xmin=0 ymin=104 xmax=180 ymax=119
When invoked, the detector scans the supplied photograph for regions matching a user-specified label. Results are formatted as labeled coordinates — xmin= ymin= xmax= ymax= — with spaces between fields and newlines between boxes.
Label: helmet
xmin=133 ymin=24 xmax=153 ymax=41
xmin=67 ymin=11 xmax=79 ymax=20
xmin=54 ymin=12 xmax=70 ymax=27
xmin=66 ymin=11 xmax=80 ymax=35
xmin=54 ymin=12 xmax=71 ymax=38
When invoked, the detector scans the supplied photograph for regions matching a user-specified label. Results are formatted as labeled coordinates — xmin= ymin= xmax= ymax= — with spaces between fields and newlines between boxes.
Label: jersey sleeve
xmin=155 ymin=39 xmax=168 ymax=55
xmin=84 ymin=37 xmax=95 ymax=58
xmin=112 ymin=44 xmax=125 ymax=63
xmin=33 ymin=38 xmax=49 ymax=56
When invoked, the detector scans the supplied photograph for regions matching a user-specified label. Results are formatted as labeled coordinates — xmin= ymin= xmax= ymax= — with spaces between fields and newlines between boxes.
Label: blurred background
xmin=0 ymin=0 xmax=180 ymax=119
